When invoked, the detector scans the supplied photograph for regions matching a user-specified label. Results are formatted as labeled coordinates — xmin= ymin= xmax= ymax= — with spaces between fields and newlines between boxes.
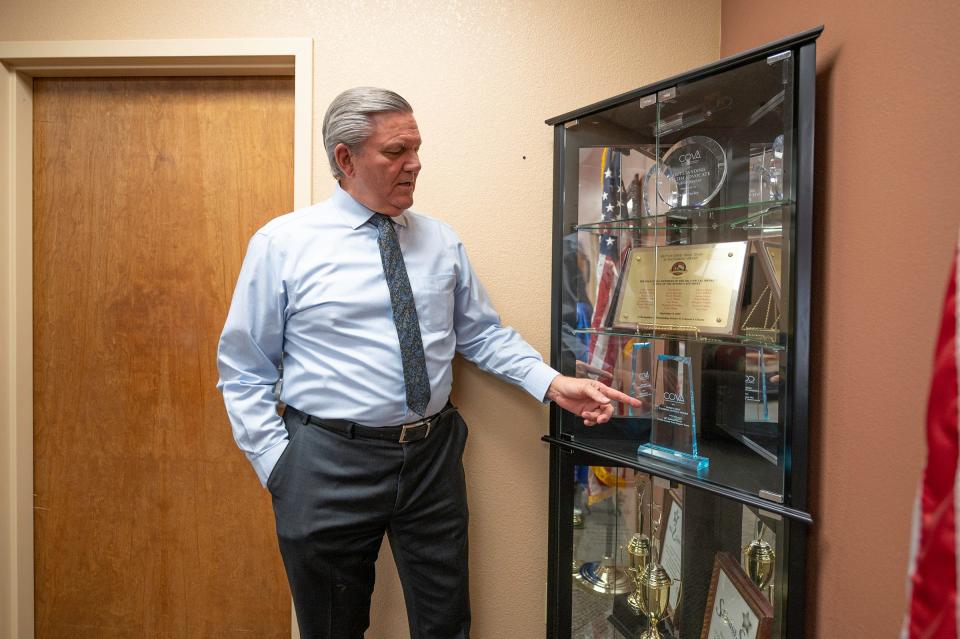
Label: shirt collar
xmin=332 ymin=182 xmax=409 ymax=229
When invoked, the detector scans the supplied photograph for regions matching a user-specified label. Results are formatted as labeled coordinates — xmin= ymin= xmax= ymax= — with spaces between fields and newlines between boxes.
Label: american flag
xmin=587 ymin=148 xmax=627 ymax=378
xmin=902 ymin=230 xmax=959 ymax=638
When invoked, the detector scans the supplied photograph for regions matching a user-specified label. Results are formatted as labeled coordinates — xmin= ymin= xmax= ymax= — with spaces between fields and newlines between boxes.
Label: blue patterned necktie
xmin=370 ymin=213 xmax=431 ymax=417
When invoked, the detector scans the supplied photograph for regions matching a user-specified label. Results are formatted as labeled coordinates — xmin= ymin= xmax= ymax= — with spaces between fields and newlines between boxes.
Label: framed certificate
xmin=700 ymin=552 xmax=773 ymax=639
xmin=657 ymin=488 xmax=683 ymax=619
xmin=612 ymin=242 xmax=749 ymax=336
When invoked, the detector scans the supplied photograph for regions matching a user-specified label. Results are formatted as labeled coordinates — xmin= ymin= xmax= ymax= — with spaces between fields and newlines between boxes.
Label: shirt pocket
xmin=410 ymin=274 xmax=455 ymax=333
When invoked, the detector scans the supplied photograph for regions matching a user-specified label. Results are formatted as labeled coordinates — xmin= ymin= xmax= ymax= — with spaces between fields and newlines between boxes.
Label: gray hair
xmin=322 ymin=87 xmax=413 ymax=180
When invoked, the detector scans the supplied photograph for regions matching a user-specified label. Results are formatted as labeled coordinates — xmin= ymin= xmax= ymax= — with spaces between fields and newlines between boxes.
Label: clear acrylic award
xmin=629 ymin=341 xmax=654 ymax=418
xmin=638 ymin=354 xmax=709 ymax=472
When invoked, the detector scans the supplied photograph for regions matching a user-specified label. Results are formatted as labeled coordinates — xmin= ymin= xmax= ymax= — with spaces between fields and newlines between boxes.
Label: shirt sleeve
xmin=452 ymin=239 xmax=560 ymax=402
xmin=216 ymin=231 xmax=289 ymax=486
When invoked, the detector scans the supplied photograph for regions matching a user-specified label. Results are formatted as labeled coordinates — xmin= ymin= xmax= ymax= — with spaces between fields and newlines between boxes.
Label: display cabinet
xmin=544 ymin=27 xmax=821 ymax=638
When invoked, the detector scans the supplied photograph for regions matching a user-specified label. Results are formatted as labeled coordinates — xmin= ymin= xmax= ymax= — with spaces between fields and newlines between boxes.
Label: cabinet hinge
xmin=767 ymin=50 xmax=791 ymax=65
xmin=657 ymin=86 xmax=676 ymax=101
xmin=759 ymin=490 xmax=784 ymax=503
xmin=638 ymin=93 xmax=656 ymax=109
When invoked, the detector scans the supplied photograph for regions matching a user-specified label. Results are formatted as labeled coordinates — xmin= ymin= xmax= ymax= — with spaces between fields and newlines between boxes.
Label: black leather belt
xmin=299 ymin=402 xmax=456 ymax=443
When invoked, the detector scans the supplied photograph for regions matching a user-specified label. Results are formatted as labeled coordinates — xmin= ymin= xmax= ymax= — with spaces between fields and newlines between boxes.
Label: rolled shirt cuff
xmin=249 ymin=438 xmax=289 ymax=487
xmin=523 ymin=362 xmax=561 ymax=404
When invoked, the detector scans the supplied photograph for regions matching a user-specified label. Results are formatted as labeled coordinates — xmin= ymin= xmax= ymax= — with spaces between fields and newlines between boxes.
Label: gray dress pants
xmin=268 ymin=405 xmax=471 ymax=639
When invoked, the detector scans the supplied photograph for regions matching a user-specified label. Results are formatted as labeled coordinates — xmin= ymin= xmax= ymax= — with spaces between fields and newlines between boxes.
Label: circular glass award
xmin=657 ymin=136 xmax=728 ymax=208
xmin=641 ymin=162 xmax=677 ymax=216
xmin=767 ymin=133 xmax=784 ymax=200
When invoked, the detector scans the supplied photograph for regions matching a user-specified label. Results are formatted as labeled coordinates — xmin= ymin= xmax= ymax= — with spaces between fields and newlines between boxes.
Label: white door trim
xmin=0 ymin=38 xmax=313 ymax=638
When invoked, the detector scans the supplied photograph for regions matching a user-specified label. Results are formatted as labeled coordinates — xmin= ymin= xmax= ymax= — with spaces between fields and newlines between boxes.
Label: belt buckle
xmin=398 ymin=417 xmax=431 ymax=443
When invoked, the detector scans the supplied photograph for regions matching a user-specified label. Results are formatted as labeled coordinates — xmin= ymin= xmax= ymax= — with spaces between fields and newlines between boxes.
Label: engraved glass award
xmin=638 ymin=354 xmax=709 ymax=472
xmin=749 ymin=134 xmax=785 ymax=205
xmin=642 ymin=162 xmax=674 ymax=216
xmin=658 ymin=136 xmax=728 ymax=208
xmin=629 ymin=341 xmax=654 ymax=418
xmin=744 ymin=347 xmax=770 ymax=422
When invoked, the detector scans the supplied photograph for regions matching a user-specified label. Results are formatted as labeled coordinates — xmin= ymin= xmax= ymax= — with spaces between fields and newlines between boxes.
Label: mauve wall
xmin=722 ymin=2 xmax=960 ymax=636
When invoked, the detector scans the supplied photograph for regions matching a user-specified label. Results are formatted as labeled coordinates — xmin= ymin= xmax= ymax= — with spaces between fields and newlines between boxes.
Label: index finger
xmin=596 ymin=383 xmax=642 ymax=407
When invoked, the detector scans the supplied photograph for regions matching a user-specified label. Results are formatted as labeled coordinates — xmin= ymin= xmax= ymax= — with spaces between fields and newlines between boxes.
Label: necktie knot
xmin=371 ymin=213 xmax=393 ymax=230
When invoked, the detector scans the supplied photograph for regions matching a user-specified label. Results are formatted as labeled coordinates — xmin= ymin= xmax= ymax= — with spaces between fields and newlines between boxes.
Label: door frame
xmin=0 ymin=38 xmax=313 ymax=638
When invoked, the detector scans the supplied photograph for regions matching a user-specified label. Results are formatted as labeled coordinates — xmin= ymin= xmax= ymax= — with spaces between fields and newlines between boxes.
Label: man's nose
xmin=403 ymin=151 xmax=421 ymax=174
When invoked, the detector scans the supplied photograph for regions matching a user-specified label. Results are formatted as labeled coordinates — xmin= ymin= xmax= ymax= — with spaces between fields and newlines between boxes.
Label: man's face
xmin=338 ymin=111 xmax=421 ymax=216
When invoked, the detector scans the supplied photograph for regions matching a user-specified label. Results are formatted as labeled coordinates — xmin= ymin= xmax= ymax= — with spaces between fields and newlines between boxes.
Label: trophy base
xmin=574 ymin=560 xmax=634 ymax=595
xmin=609 ymin=594 xmax=644 ymax=638
xmin=637 ymin=443 xmax=709 ymax=472
xmin=609 ymin=595 xmax=676 ymax=639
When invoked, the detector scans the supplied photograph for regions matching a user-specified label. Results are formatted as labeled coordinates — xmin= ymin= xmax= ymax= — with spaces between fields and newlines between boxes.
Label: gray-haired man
xmin=217 ymin=87 xmax=638 ymax=638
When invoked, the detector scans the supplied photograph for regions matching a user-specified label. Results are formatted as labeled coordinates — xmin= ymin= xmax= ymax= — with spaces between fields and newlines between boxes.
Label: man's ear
xmin=334 ymin=143 xmax=355 ymax=178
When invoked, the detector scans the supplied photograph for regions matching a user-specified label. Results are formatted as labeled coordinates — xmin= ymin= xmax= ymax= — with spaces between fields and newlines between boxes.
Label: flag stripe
xmin=905 ymin=231 xmax=959 ymax=638
xmin=588 ymin=148 xmax=621 ymax=373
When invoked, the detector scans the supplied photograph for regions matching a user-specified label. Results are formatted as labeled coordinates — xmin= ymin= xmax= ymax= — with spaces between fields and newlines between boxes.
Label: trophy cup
xmin=626 ymin=494 xmax=663 ymax=613
xmin=634 ymin=553 xmax=673 ymax=638
xmin=742 ymin=520 xmax=776 ymax=601
xmin=638 ymin=354 xmax=709 ymax=472
xmin=626 ymin=483 xmax=650 ymax=570
xmin=625 ymin=483 xmax=651 ymax=615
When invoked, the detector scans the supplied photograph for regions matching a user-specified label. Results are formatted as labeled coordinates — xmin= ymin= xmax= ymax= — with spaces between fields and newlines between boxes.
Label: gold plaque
xmin=613 ymin=242 xmax=749 ymax=336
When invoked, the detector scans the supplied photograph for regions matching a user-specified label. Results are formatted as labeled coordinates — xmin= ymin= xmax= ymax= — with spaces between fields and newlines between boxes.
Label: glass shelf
xmin=572 ymin=199 xmax=792 ymax=234
xmin=572 ymin=327 xmax=785 ymax=351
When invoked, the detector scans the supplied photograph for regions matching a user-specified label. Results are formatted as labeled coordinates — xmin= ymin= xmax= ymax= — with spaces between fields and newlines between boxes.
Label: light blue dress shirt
xmin=217 ymin=184 xmax=559 ymax=485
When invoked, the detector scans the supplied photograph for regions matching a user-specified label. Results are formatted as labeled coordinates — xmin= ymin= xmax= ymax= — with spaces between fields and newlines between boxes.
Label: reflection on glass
xmin=744 ymin=347 xmax=770 ymax=422
xmin=629 ymin=341 xmax=654 ymax=418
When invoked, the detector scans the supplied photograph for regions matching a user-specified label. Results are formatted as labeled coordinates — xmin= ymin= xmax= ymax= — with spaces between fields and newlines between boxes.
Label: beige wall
xmin=0 ymin=1 xmax=721 ymax=637
xmin=721 ymin=2 xmax=960 ymax=637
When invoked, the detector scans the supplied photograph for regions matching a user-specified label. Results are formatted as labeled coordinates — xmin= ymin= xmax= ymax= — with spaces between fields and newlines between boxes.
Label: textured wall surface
xmin=721 ymin=2 xmax=960 ymax=637
xmin=1 ymin=1 xmax=721 ymax=636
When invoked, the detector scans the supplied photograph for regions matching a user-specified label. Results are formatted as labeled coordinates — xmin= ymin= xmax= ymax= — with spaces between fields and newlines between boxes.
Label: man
xmin=217 ymin=87 xmax=638 ymax=639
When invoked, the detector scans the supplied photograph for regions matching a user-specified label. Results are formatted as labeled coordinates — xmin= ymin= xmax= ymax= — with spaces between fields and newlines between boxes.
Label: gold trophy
xmin=572 ymin=506 xmax=584 ymax=576
xmin=575 ymin=555 xmax=633 ymax=594
xmin=742 ymin=519 xmax=776 ymax=600
xmin=635 ymin=558 xmax=673 ymax=639
xmin=628 ymin=488 xmax=675 ymax=639
xmin=626 ymin=483 xmax=651 ymax=570
xmin=574 ymin=473 xmax=633 ymax=595
xmin=626 ymin=483 xmax=651 ymax=614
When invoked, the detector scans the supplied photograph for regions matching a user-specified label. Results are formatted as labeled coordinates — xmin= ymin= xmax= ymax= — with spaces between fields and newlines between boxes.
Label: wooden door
xmin=32 ymin=76 xmax=294 ymax=638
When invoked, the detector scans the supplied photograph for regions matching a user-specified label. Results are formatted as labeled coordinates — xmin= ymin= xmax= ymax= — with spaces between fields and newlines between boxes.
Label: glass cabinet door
xmin=557 ymin=49 xmax=798 ymax=503
xmin=566 ymin=460 xmax=793 ymax=639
